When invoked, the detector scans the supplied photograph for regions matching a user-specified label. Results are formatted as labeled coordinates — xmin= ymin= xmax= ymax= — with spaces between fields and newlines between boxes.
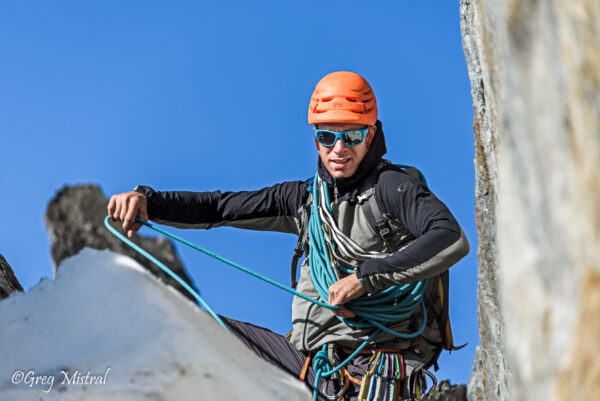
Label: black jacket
xmin=135 ymin=121 xmax=469 ymax=350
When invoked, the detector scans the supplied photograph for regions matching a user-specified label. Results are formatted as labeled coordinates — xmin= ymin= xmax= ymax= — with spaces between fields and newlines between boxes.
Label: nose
xmin=332 ymin=138 xmax=346 ymax=153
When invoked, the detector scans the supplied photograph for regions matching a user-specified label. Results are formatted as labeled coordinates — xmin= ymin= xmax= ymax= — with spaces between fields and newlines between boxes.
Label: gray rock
xmin=460 ymin=1 xmax=509 ymax=400
xmin=45 ymin=184 xmax=198 ymax=302
xmin=461 ymin=0 xmax=600 ymax=400
xmin=0 ymin=253 xmax=23 ymax=300
xmin=466 ymin=346 xmax=485 ymax=401
xmin=429 ymin=380 xmax=467 ymax=401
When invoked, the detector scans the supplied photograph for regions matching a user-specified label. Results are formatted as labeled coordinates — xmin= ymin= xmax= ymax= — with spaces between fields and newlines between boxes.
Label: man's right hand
xmin=107 ymin=191 xmax=149 ymax=239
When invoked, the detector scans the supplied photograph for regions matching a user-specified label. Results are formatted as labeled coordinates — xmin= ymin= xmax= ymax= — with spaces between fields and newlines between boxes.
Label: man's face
xmin=315 ymin=122 xmax=376 ymax=179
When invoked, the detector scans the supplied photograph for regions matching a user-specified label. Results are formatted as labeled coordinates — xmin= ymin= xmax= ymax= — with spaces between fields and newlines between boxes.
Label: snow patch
xmin=0 ymin=247 xmax=310 ymax=400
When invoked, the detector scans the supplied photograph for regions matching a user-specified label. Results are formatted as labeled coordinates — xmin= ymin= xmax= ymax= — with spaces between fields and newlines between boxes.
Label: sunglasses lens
xmin=342 ymin=130 xmax=365 ymax=146
xmin=316 ymin=131 xmax=337 ymax=146
xmin=316 ymin=128 xmax=367 ymax=147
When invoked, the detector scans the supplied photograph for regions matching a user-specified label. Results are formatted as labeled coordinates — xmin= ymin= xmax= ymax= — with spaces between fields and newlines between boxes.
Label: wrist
xmin=133 ymin=185 xmax=154 ymax=218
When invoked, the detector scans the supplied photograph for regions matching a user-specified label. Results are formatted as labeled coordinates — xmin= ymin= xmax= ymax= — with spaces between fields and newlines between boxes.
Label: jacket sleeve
xmin=134 ymin=181 xmax=309 ymax=235
xmin=355 ymin=171 xmax=469 ymax=293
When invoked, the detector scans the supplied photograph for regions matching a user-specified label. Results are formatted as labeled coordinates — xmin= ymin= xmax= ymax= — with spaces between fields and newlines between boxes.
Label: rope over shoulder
xmin=306 ymin=173 xmax=428 ymax=400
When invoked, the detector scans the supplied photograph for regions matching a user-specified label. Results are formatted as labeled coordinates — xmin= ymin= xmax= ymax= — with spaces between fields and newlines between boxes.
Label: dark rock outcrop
xmin=430 ymin=380 xmax=468 ymax=401
xmin=45 ymin=184 xmax=198 ymax=302
xmin=0 ymin=254 xmax=23 ymax=300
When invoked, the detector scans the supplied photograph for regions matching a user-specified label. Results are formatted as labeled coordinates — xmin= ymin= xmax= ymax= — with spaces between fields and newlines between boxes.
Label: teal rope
xmin=106 ymin=215 xmax=339 ymax=311
xmin=104 ymin=216 xmax=229 ymax=330
xmin=307 ymin=173 xmax=427 ymax=400
xmin=308 ymin=173 xmax=427 ymax=338
xmin=105 ymin=173 xmax=427 ymax=401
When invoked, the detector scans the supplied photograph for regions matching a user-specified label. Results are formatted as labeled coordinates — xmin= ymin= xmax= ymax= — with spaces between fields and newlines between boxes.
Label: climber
xmin=107 ymin=71 xmax=469 ymax=400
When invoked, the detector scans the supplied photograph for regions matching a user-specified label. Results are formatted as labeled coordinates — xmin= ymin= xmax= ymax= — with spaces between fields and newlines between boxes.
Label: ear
xmin=366 ymin=125 xmax=377 ymax=148
xmin=314 ymin=137 xmax=321 ymax=150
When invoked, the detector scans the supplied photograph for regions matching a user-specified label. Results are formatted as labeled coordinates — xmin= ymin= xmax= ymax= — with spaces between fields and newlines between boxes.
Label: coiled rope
xmin=104 ymin=173 xmax=427 ymax=401
xmin=307 ymin=173 xmax=427 ymax=400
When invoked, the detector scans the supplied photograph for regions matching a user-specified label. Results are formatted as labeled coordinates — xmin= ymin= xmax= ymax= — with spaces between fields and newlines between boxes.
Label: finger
xmin=126 ymin=223 xmax=142 ymax=239
xmin=342 ymin=308 xmax=356 ymax=318
xmin=107 ymin=197 xmax=116 ymax=220
xmin=113 ymin=199 xmax=123 ymax=222
xmin=123 ymin=197 xmax=139 ymax=231
xmin=329 ymin=290 xmax=347 ymax=307
xmin=328 ymin=287 xmax=339 ymax=306
xmin=333 ymin=307 xmax=355 ymax=318
xmin=119 ymin=198 xmax=129 ymax=222
xmin=139 ymin=202 xmax=148 ymax=222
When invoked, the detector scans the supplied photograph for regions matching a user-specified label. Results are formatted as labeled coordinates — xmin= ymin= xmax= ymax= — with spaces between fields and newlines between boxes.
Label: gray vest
xmin=289 ymin=167 xmax=455 ymax=371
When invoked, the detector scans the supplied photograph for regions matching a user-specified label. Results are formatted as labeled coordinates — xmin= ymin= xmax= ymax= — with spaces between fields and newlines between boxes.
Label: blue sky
xmin=0 ymin=1 xmax=478 ymax=386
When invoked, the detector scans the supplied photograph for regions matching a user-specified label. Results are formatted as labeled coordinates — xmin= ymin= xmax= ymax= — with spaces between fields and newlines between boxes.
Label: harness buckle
xmin=379 ymin=226 xmax=391 ymax=238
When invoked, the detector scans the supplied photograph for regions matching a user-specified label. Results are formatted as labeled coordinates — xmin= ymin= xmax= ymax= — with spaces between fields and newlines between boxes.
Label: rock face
xmin=461 ymin=1 xmax=600 ymax=400
xmin=0 ymin=254 xmax=23 ymax=300
xmin=430 ymin=381 xmax=467 ymax=401
xmin=466 ymin=346 xmax=485 ymax=401
xmin=460 ymin=1 xmax=507 ymax=399
xmin=0 ymin=248 xmax=312 ymax=401
xmin=45 ymin=184 xmax=198 ymax=302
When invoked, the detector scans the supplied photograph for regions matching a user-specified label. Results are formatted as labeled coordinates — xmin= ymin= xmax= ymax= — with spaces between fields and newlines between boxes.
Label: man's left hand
xmin=328 ymin=273 xmax=366 ymax=318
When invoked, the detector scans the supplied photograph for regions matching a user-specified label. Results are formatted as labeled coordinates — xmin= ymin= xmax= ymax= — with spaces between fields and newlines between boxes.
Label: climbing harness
xmin=104 ymin=171 xmax=429 ymax=401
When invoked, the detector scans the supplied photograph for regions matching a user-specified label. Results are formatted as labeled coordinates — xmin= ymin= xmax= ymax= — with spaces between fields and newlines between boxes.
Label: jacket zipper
xmin=333 ymin=182 xmax=339 ymax=205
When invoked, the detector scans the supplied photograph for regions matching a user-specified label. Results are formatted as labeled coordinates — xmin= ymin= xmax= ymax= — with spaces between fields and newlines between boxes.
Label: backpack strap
xmin=291 ymin=181 xmax=313 ymax=289
xmin=362 ymin=192 xmax=396 ymax=253
xmin=357 ymin=164 xmax=397 ymax=253
xmin=360 ymin=162 xmax=430 ymax=253
xmin=290 ymin=242 xmax=303 ymax=289
xmin=291 ymin=203 xmax=310 ymax=288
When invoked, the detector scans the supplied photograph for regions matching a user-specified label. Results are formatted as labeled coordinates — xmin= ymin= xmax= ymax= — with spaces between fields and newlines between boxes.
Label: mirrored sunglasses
xmin=314 ymin=127 xmax=369 ymax=147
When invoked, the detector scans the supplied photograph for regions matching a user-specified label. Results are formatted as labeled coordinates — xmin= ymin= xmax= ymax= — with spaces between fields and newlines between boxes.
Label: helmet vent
xmin=307 ymin=71 xmax=377 ymax=125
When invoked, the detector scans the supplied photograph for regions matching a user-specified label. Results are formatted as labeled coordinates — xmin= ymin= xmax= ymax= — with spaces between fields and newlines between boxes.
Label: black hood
xmin=317 ymin=120 xmax=387 ymax=189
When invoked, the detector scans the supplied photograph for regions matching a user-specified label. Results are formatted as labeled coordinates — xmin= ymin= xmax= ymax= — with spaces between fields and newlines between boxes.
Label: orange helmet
xmin=308 ymin=71 xmax=377 ymax=126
